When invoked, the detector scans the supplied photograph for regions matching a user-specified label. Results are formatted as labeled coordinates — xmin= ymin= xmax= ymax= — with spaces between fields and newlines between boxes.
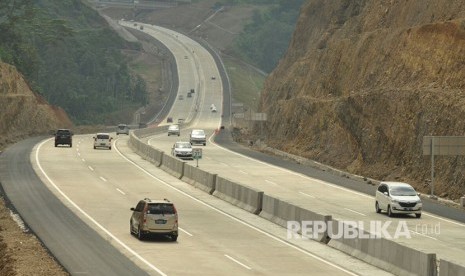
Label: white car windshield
xmin=390 ymin=186 xmax=417 ymax=196
xmin=176 ymin=143 xmax=191 ymax=149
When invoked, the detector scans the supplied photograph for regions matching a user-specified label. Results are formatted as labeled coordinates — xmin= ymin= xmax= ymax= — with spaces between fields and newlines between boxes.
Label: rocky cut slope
xmin=0 ymin=62 xmax=72 ymax=150
xmin=259 ymin=0 xmax=465 ymax=199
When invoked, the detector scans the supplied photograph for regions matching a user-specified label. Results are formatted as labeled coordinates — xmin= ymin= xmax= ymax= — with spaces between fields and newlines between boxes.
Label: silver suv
xmin=167 ymin=124 xmax=180 ymax=136
xmin=375 ymin=182 xmax=422 ymax=218
xmin=116 ymin=124 xmax=129 ymax=135
xmin=189 ymin=129 xmax=206 ymax=146
xmin=130 ymin=198 xmax=178 ymax=241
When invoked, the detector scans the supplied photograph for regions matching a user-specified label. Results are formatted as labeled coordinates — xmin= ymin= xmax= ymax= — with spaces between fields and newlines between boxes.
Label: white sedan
xmin=171 ymin=141 xmax=193 ymax=159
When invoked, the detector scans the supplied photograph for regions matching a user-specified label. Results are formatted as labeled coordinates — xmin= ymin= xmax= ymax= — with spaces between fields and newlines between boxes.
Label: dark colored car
xmin=54 ymin=129 xmax=73 ymax=147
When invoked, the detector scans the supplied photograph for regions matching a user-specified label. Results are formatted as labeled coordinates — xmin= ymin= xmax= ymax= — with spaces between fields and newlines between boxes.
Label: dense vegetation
xmin=0 ymin=0 xmax=147 ymax=124
xmin=219 ymin=0 xmax=306 ymax=73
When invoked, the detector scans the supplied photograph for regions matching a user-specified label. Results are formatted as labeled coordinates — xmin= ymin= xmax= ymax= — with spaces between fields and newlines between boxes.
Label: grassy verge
xmin=223 ymin=56 xmax=266 ymax=112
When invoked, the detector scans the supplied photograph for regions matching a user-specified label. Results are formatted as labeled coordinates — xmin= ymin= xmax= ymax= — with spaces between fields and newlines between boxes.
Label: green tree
xmin=232 ymin=0 xmax=305 ymax=72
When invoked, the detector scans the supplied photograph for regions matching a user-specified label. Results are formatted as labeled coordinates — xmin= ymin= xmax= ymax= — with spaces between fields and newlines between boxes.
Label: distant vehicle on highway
xmin=210 ymin=104 xmax=217 ymax=112
xmin=167 ymin=117 xmax=173 ymax=123
xmin=130 ymin=198 xmax=178 ymax=241
xmin=167 ymin=124 xmax=180 ymax=136
xmin=54 ymin=129 xmax=73 ymax=147
xmin=375 ymin=182 xmax=422 ymax=218
xmin=190 ymin=129 xmax=206 ymax=146
xmin=116 ymin=124 xmax=129 ymax=135
xmin=93 ymin=133 xmax=112 ymax=150
xmin=171 ymin=141 xmax=193 ymax=159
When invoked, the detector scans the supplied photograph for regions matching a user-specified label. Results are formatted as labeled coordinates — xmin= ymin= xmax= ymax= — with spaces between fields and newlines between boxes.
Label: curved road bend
xmin=0 ymin=137 xmax=148 ymax=276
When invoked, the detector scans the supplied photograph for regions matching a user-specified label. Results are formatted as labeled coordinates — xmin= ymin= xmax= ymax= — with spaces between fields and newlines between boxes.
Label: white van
xmin=375 ymin=182 xmax=422 ymax=218
xmin=93 ymin=133 xmax=112 ymax=150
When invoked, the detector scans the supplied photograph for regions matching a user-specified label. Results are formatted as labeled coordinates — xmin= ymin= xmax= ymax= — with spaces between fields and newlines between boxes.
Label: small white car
xmin=167 ymin=124 xmax=180 ymax=136
xmin=210 ymin=104 xmax=217 ymax=112
xmin=116 ymin=124 xmax=129 ymax=135
xmin=375 ymin=182 xmax=422 ymax=218
xmin=171 ymin=141 xmax=193 ymax=159
xmin=93 ymin=133 xmax=112 ymax=150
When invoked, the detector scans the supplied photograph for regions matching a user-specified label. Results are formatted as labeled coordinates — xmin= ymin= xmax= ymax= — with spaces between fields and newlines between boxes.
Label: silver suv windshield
xmin=147 ymin=203 xmax=175 ymax=214
xmin=192 ymin=130 xmax=204 ymax=136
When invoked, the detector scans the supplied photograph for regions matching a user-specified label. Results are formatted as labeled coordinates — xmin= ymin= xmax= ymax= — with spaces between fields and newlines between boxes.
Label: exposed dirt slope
xmin=260 ymin=0 xmax=465 ymax=199
xmin=0 ymin=61 xmax=70 ymax=274
xmin=0 ymin=62 xmax=73 ymax=151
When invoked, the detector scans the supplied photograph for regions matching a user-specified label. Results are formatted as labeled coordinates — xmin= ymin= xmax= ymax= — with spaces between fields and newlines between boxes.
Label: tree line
xmin=220 ymin=0 xmax=306 ymax=73
xmin=0 ymin=0 xmax=148 ymax=124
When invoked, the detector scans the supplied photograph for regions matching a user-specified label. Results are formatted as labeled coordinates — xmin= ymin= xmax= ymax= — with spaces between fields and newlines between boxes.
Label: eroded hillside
xmin=260 ymin=0 xmax=465 ymax=199
xmin=0 ymin=62 xmax=72 ymax=151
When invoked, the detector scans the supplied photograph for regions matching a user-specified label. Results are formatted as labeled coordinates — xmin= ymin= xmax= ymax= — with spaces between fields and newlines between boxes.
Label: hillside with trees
xmin=0 ymin=0 xmax=147 ymax=124
xmin=230 ymin=0 xmax=306 ymax=72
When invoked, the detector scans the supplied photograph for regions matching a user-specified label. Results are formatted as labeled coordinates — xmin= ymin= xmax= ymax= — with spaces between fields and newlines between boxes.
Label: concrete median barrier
xmin=327 ymin=219 xmax=437 ymax=276
xmin=133 ymin=125 xmax=169 ymax=138
xmin=128 ymin=132 xmax=163 ymax=166
xmin=182 ymin=164 xmax=216 ymax=194
xmin=440 ymin=259 xmax=465 ymax=276
xmin=259 ymin=194 xmax=331 ymax=243
xmin=160 ymin=154 xmax=185 ymax=179
xmin=213 ymin=176 xmax=263 ymax=214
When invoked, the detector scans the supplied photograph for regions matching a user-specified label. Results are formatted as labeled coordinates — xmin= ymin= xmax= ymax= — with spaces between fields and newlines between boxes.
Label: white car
xmin=189 ymin=129 xmax=206 ymax=146
xmin=375 ymin=182 xmax=422 ymax=218
xmin=116 ymin=124 xmax=129 ymax=135
xmin=167 ymin=124 xmax=180 ymax=136
xmin=93 ymin=133 xmax=112 ymax=150
xmin=171 ymin=142 xmax=193 ymax=159
xmin=210 ymin=104 xmax=217 ymax=112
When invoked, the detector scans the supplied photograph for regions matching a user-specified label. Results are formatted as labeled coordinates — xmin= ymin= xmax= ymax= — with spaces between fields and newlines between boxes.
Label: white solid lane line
xmin=299 ymin=191 xmax=315 ymax=198
xmin=116 ymin=188 xmax=126 ymax=195
xmin=409 ymin=230 xmax=438 ymax=241
xmin=224 ymin=254 xmax=252 ymax=270
xmin=343 ymin=208 xmax=367 ymax=217
xmin=179 ymin=227 xmax=193 ymax=237
xmin=265 ymin=180 xmax=277 ymax=185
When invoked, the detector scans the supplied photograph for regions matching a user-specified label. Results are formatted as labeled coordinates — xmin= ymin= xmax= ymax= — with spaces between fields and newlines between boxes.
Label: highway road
xmin=0 ymin=21 xmax=394 ymax=275
xmin=28 ymin=133 xmax=390 ymax=275
xmin=2 ymin=17 xmax=465 ymax=275
xmin=124 ymin=22 xmax=465 ymax=269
